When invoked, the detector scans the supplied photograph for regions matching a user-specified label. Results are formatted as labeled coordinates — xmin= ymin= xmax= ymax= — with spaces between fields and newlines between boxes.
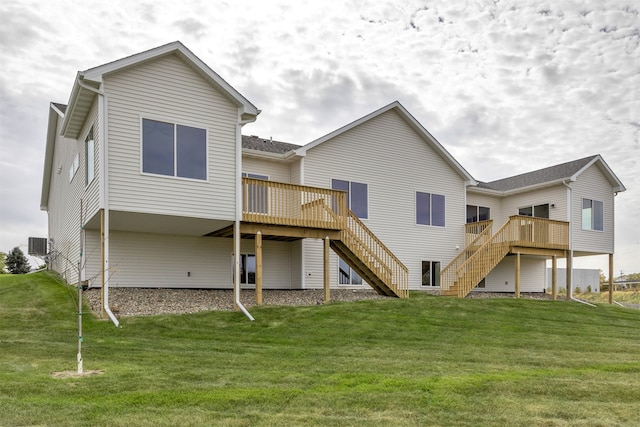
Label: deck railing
xmin=241 ymin=177 xmax=408 ymax=298
xmin=242 ymin=178 xmax=347 ymax=229
xmin=508 ymin=215 xmax=569 ymax=250
xmin=441 ymin=220 xmax=494 ymax=295
xmin=441 ymin=216 xmax=568 ymax=297
xmin=465 ymin=220 xmax=493 ymax=247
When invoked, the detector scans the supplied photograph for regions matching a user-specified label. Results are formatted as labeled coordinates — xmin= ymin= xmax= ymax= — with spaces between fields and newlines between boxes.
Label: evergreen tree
xmin=0 ymin=252 xmax=6 ymax=274
xmin=6 ymin=247 xmax=30 ymax=274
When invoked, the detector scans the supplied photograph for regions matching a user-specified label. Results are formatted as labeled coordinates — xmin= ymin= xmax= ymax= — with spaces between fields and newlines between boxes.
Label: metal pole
xmin=77 ymin=262 xmax=83 ymax=375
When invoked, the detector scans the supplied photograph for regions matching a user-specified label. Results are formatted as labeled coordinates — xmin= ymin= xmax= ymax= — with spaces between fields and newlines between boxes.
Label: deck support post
xmin=324 ymin=237 xmax=330 ymax=303
xmin=256 ymin=231 xmax=263 ymax=306
xmin=515 ymin=252 xmax=521 ymax=299
xmin=608 ymin=253 xmax=614 ymax=304
xmin=551 ymin=255 xmax=557 ymax=301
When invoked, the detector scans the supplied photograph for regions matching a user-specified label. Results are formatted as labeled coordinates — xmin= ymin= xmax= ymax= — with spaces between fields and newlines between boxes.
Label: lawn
xmin=577 ymin=289 xmax=640 ymax=305
xmin=1 ymin=271 xmax=639 ymax=426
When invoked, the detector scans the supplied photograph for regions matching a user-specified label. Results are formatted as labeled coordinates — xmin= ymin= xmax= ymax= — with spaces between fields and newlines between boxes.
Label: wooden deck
xmin=213 ymin=178 xmax=408 ymax=300
xmin=441 ymin=216 xmax=569 ymax=298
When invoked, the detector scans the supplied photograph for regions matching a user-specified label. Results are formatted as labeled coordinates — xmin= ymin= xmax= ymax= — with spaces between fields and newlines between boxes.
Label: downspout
xmin=562 ymin=179 xmax=596 ymax=307
xmin=80 ymin=76 xmax=120 ymax=326
xmin=299 ymin=157 xmax=305 ymax=289
xmin=235 ymin=112 xmax=255 ymax=321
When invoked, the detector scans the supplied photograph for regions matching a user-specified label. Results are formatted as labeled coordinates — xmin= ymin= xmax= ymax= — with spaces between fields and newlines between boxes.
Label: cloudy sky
xmin=1 ymin=0 xmax=638 ymax=275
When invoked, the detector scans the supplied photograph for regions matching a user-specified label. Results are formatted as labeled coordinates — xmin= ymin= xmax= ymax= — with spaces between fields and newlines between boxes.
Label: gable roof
xmin=40 ymin=103 xmax=66 ymax=210
xmin=295 ymin=101 xmax=476 ymax=184
xmin=474 ymin=154 xmax=626 ymax=195
xmin=52 ymin=103 xmax=67 ymax=114
xmin=61 ymin=41 xmax=259 ymax=139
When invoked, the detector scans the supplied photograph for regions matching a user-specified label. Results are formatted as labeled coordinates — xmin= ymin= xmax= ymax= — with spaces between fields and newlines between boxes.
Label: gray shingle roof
xmin=242 ymin=135 xmax=299 ymax=154
xmin=478 ymin=155 xmax=599 ymax=191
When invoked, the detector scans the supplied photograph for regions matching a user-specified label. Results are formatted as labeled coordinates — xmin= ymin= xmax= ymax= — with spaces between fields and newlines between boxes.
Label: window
xmin=416 ymin=192 xmax=445 ymax=226
xmin=518 ymin=204 xmax=549 ymax=219
xmin=332 ymin=179 xmax=368 ymax=219
xmin=339 ymin=257 xmax=362 ymax=285
xmin=582 ymin=198 xmax=603 ymax=231
xmin=421 ymin=261 xmax=441 ymax=287
xmin=466 ymin=205 xmax=490 ymax=223
xmin=85 ymin=127 xmax=95 ymax=186
xmin=69 ymin=154 xmax=79 ymax=182
xmin=142 ymin=118 xmax=206 ymax=180
xmin=232 ymin=254 xmax=256 ymax=285
xmin=242 ymin=173 xmax=268 ymax=214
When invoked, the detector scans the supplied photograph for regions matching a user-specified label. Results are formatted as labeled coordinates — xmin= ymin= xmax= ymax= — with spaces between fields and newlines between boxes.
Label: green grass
xmin=1 ymin=272 xmax=639 ymax=426
xmin=577 ymin=289 xmax=640 ymax=304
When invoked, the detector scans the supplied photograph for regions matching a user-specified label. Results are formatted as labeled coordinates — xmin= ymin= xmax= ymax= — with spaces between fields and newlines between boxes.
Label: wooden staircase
xmin=440 ymin=216 xmax=569 ymax=298
xmin=330 ymin=210 xmax=408 ymax=298
xmin=240 ymin=178 xmax=408 ymax=298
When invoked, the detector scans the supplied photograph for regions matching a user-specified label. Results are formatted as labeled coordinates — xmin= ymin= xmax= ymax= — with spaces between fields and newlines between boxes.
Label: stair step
xmin=440 ymin=291 xmax=458 ymax=297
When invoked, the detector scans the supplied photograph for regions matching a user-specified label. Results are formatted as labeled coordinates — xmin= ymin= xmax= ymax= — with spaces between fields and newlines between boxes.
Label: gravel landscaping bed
xmin=84 ymin=287 xmax=387 ymax=317
xmin=84 ymin=288 xmax=558 ymax=318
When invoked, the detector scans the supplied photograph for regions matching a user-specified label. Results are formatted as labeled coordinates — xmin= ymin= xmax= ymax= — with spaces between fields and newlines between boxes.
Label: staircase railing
xmin=441 ymin=216 xmax=569 ymax=297
xmin=446 ymin=220 xmax=512 ymax=297
xmin=339 ymin=210 xmax=409 ymax=298
xmin=440 ymin=220 xmax=493 ymax=294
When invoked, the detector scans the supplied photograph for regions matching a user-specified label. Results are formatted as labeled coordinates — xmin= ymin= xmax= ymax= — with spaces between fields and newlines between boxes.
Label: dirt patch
xmin=51 ymin=369 xmax=104 ymax=379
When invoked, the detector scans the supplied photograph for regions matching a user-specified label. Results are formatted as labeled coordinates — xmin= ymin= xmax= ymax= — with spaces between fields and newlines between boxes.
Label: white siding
xmin=101 ymin=231 xmax=293 ymax=289
xmin=104 ymin=53 xmax=238 ymax=220
xmin=466 ymin=193 xmax=502 ymax=225
xmin=481 ymin=256 xmax=546 ymax=293
xmin=302 ymin=109 xmax=467 ymax=289
xmin=290 ymin=158 xmax=302 ymax=185
xmin=500 ymin=185 xmax=568 ymax=225
xmin=84 ymin=229 xmax=102 ymax=284
xmin=241 ymin=238 xmax=293 ymax=289
xmin=242 ymin=156 xmax=291 ymax=183
xmin=571 ymin=165 xmax=615 ymax=254
xmin=46 ymin=117 xmax=84 ymax=283
xmin=290 ymin=240 xmax=303 ymax=289
xmin=302 ymin=239 xmax=327 ymax=288
xmin=82 ymin=100 xmax=101 ymax=224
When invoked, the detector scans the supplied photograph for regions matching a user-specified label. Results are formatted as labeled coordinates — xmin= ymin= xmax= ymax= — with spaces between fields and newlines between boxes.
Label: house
xmin=40 ymin=42 xmax=626 ymax=324
xmin=460 ymin=154 xmax=625 ymax=297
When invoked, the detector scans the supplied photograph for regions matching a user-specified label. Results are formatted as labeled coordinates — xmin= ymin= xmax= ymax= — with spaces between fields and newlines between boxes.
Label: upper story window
xmin=466 ymin=205 xmax=490 ymax=223
xmin=142 ymin=118 xmax=207 ymax=180
xmin=518 ymin=204 xmax=549 ymax=219
xmin=416 ymin=192 xmax=445 ymax=227
xmin=85 ymin=126 xmax=95 ymax=186
xmin=582 ymin=198 xmax=603 ymax=231
xmin=332 ymin=179 xmax=368 ymax=219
